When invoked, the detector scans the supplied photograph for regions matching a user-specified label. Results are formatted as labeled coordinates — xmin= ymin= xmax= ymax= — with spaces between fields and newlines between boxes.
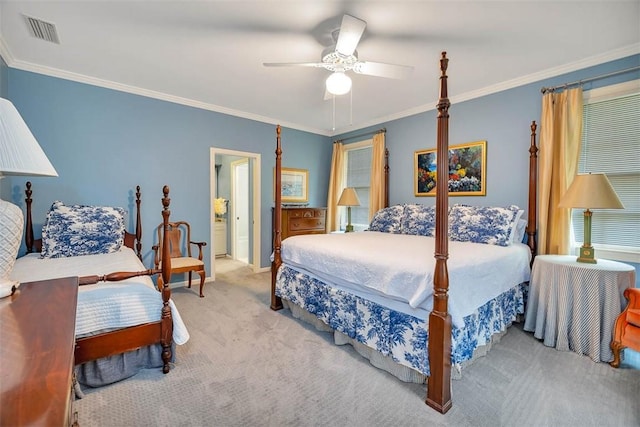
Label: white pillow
xmin=511 ymin=218 xmax=528 ymax=244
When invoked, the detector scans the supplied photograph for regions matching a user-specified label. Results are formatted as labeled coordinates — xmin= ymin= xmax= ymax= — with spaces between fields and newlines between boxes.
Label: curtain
xmin=369 ymin=131 xmax=386 ymax=218
xmin=538 ymin=88 xmax=583 ymax=255
xmin=326 ymin=142 xmax=344 ymax=232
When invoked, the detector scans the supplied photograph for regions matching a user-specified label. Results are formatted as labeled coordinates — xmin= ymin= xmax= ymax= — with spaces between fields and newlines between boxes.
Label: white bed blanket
xmin=281 ymin=231 xmax=531 ymax=327
xmin=10 ymin=248 xmax=189 ymax=345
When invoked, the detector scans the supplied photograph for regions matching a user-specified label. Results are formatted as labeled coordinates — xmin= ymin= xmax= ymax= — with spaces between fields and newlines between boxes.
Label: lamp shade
xmin=326 ymin=72 xmax=352 ymax=96
xmin=558 ymin=173 xmax=624 ymax=210
xmin=0 ymin=97 xmax=57 ymax=298
xmin=338 ymin=187 xmax=360 ymax=206
xmin=0 ymin=98 xmax=58 ymax=177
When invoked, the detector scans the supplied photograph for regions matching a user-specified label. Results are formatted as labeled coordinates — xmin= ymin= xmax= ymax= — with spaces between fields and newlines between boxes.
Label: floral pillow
xmin=40 ymin=201 xmax=126 ymax=258
xmin=400 ymin=204 xmax=436 ymax=236
xmin=367 ymin=205 xmax=405 ymax=233
xmin=448 ymin=204 xmax=523 ymax=247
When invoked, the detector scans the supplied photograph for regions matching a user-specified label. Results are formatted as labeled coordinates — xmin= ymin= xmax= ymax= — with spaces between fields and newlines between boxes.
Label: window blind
xmin=345 ymin=145 xmax=372 ymax=230
xmin=572 ymin=88 xmax=639 ymax=250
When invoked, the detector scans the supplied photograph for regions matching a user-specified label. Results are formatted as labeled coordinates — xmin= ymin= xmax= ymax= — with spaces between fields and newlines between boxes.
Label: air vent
xmin=23 ymin=15 xmax=60 ymax=44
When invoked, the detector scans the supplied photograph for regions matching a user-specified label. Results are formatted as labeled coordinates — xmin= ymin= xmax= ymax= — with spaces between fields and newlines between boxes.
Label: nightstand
xmin=0 ymin=276 xmax=79 ymax=426
xmin=524 ymin=255 xmax=636 ymax=362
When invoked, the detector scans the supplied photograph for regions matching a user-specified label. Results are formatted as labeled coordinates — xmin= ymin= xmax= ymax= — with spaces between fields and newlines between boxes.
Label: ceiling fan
xmin=263 ymin=14 xmax=414 ymax=98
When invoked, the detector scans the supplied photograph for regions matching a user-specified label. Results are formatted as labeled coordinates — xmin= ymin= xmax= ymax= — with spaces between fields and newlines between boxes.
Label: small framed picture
xmin=276 ymin=167 xmax=309 ymax=203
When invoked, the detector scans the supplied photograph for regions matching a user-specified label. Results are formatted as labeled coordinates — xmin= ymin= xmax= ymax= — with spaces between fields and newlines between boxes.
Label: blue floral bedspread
xmin=276 ymin=265 xmax=526 ymax=376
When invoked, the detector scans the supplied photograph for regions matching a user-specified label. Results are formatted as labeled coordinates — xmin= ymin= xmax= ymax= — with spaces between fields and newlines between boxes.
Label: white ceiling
xmin=0 ymin=1 xmax=638 ymax=136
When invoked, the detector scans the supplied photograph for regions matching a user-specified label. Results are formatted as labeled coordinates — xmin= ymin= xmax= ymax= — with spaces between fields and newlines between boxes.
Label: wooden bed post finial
xmin=271 ymin=125 xmax=284 ymax=311
xmin=427 ymin=50 xmax=453 ymax=414
xmin=25 ymin=181 xmax=34 ymax=253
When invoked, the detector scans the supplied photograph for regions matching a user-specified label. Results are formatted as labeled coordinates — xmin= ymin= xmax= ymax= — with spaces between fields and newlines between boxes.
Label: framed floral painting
xmin=414 ymin=140 xmax=487 ymax=196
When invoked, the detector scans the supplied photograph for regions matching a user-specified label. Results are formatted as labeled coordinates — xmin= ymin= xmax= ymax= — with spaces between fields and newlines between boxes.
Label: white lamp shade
xmin=0 ymin=98 xmax=58 ymax=177
xmin=326 ymin=72 xmax=352 ymax=96
xmin=558 ymin=173 xmax=624 ymax=209
xmin=0 ymin=97 xmax=58 ymax=297
xmin=337 ymin=187 xmax=361 ymax=206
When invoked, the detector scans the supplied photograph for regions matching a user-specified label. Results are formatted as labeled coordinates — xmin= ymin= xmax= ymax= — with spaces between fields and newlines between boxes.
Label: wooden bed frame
xmin=24 ymin=182 xmax=174 ymax=374
xmin=271 ymin=52 xmax=539 ymax=413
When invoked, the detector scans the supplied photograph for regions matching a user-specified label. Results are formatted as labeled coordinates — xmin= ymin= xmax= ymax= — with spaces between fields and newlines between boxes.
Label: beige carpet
xmin=75 ymin=258 xmax=640 ymax=426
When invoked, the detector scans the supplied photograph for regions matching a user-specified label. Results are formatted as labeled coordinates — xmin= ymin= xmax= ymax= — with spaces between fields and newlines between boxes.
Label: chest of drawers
xmin=280 ymin=207 xmax=327 ymax=240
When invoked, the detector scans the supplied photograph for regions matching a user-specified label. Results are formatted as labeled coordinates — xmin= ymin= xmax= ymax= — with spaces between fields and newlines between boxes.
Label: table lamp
xmin=558 ymin=173 xmax=623 ymax=264
xmin=337 ymin=187 xmax=360 ymax=232
xmin=0 ymin=97 xmax=58 ymax=297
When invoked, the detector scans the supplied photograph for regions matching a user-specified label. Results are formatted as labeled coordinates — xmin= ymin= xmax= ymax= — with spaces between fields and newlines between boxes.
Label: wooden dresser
xmin=0 ymin=276 xmax=79 ymax=426
xmin=280 ymin=207 xmax=327 ymax=240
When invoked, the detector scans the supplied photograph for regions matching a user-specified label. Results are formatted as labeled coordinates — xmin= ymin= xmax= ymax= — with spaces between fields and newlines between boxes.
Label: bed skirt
xmin=75 ymin=343 xmax=176 ymax=391
xmin=276 ymin=265 xmax=526 ymax=380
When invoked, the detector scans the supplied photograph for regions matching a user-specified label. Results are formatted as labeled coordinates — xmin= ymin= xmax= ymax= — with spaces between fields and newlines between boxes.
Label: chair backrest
xmin=156 ymin=221 xmax=193 ymax=260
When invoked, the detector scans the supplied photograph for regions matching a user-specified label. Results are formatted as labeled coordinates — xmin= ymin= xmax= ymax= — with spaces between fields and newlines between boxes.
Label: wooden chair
xmin=610 ymin=287 xmax=640 ymax=367
xmin=153 ymin=221 xmax=207 ymax=297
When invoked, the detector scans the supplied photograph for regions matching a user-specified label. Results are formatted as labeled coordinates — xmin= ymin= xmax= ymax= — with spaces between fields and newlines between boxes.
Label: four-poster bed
xmin=10 ymin=183 xmax=187 ymax=387
xmin=271 ymin=52 xmax=539 ymax=413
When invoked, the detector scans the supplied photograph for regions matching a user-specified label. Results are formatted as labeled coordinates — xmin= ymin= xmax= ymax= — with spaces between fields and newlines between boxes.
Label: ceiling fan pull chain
xmin=332 ymin=95 xmax=336 ymax=131
xmin=350 ymin=87 xmax=353 ymax=126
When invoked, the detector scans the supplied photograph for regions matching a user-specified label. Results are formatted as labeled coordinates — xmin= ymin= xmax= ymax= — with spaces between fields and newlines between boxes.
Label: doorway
xmin=210 ymin=148 xmax=261 ymax=281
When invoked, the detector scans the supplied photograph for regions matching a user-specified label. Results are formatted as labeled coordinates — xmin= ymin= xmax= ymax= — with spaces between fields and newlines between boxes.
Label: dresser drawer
xmin=287 ymin=208 xmax=325 ymax=219
xmin=289 ymin=217 xmax=324 ymax=231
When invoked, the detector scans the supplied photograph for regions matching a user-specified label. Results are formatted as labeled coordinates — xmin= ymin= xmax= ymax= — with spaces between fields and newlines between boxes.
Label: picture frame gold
xmin=276 ymin=167 xmax=309 ymax=203
xmin=414 ymin=140 xmax=487 ymax=196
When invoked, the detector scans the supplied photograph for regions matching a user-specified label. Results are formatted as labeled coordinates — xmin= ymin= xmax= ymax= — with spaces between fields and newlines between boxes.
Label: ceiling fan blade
xmin=263 ymin=62 xmax=326 ymax=68
xmin=335 ymin=15 xmax=366 ymax=56
xmin=353 ymin=61 xmax=414 ymax=79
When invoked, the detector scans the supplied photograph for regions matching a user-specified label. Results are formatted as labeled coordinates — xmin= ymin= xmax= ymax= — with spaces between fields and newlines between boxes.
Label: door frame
xmin=209 ymin=147 xmax=261 ymax=281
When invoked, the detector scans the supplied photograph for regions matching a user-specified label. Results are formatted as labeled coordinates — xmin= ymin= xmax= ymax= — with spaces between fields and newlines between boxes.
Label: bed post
xmin=527 ymin=121 xmax=538 ymax=261
xmin=160 ymin=185 xmax=173 ymax=373
xmin=135 ymin=185 xmax=142 ymax=259
xmin=271 ymin=125 xmax=283 ymax=311
xmin=384 ymin=148 xmax=390 ymax=208
xmin=426 ymin=51 xmax=453 ymax=414
xmin=25 ymin=181 xmax=34 ymax=253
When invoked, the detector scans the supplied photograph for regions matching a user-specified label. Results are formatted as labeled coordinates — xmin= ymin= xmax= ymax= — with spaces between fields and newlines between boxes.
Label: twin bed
xmin=10 ymin=183 xmax=188 ymax=389
xmin=271 ymin=52 xmax=539 ymax=413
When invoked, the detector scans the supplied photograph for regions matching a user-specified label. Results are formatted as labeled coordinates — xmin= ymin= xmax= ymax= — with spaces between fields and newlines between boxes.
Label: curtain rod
xmin=541 ymin=65 xmax=640 ymax=94
xmin=334 ymin=128 xmax=386 ymax=143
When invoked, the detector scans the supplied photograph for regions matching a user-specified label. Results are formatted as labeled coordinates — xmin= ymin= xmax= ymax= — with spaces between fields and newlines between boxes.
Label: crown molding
xmin=2 ymin=33 xmax=637 ymax=138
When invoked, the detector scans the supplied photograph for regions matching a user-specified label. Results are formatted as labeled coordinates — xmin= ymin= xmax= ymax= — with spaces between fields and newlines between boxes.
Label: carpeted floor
xmin=75 ymin=258 xmax=640 ymax=426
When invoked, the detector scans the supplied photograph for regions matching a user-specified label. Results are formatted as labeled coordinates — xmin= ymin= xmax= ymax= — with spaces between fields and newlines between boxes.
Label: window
xmin=341 ymin=140 xmax=373 ymax=231
xmin=571 ymin=80 xmax=640 ymax=261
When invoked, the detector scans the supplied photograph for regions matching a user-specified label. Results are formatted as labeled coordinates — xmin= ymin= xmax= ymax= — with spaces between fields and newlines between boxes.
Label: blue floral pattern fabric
xmin=367 ymin=205 xmax=404 ymax=233
xmin=448 ymin=204 xmax=523 ymax=246
xmin=276 ymin=265 xmax=525 ymax=376
xmin=400 ymin=204 xmax=436 ymax=236
xmin=41 ymin=201 xmax=126 ymax=258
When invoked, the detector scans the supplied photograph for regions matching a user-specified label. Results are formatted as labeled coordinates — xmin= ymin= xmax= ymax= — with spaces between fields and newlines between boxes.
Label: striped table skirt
xmin=524 ymin=254 xmax=636 ymax=363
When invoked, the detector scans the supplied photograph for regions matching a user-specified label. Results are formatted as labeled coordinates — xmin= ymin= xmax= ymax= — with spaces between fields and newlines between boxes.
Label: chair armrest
xmin=624 ymin=287 xmax=640 ymax=308
xmin=190 ymin=241 xmax=207 ymax=260
xmin=151 ymin=244 xmax=161 ymax=269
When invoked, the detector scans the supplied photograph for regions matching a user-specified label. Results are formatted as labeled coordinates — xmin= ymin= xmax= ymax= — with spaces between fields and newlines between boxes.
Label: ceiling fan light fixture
xmin=326 ymin=72 xmax=352 ymax=95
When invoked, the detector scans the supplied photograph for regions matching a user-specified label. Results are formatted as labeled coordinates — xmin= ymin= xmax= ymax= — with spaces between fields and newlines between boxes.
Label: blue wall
xmin=2 ymin=53 xmax=638 ymax=277
xmin=337 ymin=54 xmax=640 ymax=216
xmin=4 ymin=69 xmax=331 ymax=273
